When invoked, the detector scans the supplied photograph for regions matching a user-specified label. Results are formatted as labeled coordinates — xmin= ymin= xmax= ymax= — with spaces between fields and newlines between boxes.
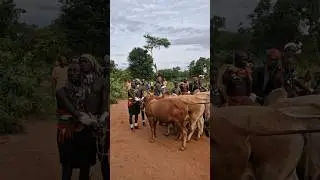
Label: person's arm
xmin=128 ymin=89 xmax=135 ymax=100
xmin=140 ymin=87 xmax=145 ymax=98
xmin=294 ymin=78 xmax=309 ymax=91
xmin=220 ymin=70 xmax=230 ymax=104
xmin=155 ymin=83 xmax=162 ymax=95
xmin=100 ymin=79 xmax=108 ymax=114
xmin=247 ymin=71 xmax=253 ymax=96
xmin=188 ymin=82 xmax=193 ymax=92
xmin=251 ymin=68 xmax=259 ymax=95
xmin=51 ymin=68 xmax=57 ymax=97
xmin=56 ymin=88 xmax=81 ymax=119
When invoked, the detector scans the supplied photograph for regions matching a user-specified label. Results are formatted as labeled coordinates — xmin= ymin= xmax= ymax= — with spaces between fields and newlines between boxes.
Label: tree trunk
xmin=151 ymin=50 xmax=158 ymax=74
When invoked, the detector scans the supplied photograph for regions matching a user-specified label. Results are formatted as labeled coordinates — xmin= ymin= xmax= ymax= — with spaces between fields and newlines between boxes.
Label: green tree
xmin=143 ymin=33 xmax=171 ymax=73
xmin=128 ymin=47 xmax=154 ymax=80
xmin=158 ymin=66 xmax=188 ymax=81
xmin=0 ymin=1 xmax=58 ymax=133
xmin=188 ymin=57 xmax=210 ymax=77
xmin=0 ymin=0 xmax=26 ymax=36
xmin=57 ymin=0 xmax=109 ymax=57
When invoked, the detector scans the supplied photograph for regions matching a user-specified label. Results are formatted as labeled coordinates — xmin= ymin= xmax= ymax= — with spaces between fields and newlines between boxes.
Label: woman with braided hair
xmin=56 ymin=61 xmax=97 ymax=180
xmin=78 ymin=54 xmax=109 ymax=179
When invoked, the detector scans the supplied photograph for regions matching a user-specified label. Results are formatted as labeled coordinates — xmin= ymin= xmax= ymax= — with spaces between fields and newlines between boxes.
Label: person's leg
xmin=134 ymin=115 xmax=139 ymax=129
xmin=79 ymin=165 xmax=90 ymax=180
xmin=61 ymin=164 xmax=73 ymax=180
xmin=140 ymin=104 xmax=146 ymax=126
xmin=129 ymin=114 xmax=134 ymax=130
xmin=100 ymin=155 xmax=110 ymax=180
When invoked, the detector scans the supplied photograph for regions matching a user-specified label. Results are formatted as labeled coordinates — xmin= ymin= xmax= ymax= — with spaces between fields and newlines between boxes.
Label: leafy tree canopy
xmin=128 ymin=47 xmax=154 ymax=80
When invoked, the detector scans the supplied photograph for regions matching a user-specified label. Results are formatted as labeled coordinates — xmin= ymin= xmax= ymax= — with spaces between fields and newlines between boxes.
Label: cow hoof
xmin=163 ymin=133 xmax=169 ymax=136
xmin=196 ymin=137 xmax=200 ymax=141
xmin=179 ymin=147 xmax=185 ymax=151
xmin=149 ymin=139 xmax=155 ymax=143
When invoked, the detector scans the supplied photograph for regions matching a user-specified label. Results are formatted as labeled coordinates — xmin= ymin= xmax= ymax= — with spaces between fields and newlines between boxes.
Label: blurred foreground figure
xmin=219 ymin=50 xmax=254 ymax=106
xmin=56 ymin=62 xmax=97 ymax=180
xmin=79 ymin=54 xmax=109 ymax=180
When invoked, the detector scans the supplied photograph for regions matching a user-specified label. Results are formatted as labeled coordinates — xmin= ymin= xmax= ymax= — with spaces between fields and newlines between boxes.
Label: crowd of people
xmin=52 ymin=54 xmax=109 ymax=180
xmin=212 ymin=40 xmax=316 ymax=107
xmin=126 ymin=74 xmax=208 ymax=130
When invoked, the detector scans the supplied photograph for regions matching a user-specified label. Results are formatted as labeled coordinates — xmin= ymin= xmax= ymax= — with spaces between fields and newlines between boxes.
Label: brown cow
xmin=195 ymin=91 xmax=211 ymax=137
xmin=169 ymin=94 xmax=209 ymax=141
xmin=269 ymin=95 xmax=320 ymax=180
xmin=144 ymin=96 xmax=190 ymax=150
xmin=212 ymin=105 xmax=320 ymax=180
xmin=143 ymin=95 xmax=182 ymax=137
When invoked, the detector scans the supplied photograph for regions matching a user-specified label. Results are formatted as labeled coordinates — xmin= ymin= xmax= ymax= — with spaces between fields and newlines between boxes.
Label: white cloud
xmin=110 ymin=0 xmax=210 ymax=69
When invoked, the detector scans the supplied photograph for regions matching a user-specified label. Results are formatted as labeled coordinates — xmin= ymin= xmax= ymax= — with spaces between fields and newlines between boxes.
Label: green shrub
xmin=110 ymin=70 xmax=128 ymax=104
xmin=0 ymin=50 xmax=54 ymax=134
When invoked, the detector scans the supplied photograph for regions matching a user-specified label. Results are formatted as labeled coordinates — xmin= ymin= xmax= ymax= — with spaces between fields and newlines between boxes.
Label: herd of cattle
xmin=139 ymin=86 xmax=320 ymax=179
xmin=212 ymin=88 xmax=320 ymax=180
xmin=142 ymin=91 xmax=210 ymax=151
xmin=142 ymin=87 xmax=320 ymax=179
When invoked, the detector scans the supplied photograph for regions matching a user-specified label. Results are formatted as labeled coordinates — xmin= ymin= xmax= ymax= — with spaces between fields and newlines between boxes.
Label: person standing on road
xmin=99 ymin=54 xmax=110 ymax=180
xmin=55 ymin=61 xmax=97 ymax=180
xmin=154 ymin=74 xmax=163 ymax=96
xmin=79 ymin=54 xmax=109 ymax=180
xmin=137 ymin=79 xmax=147 ymax=127
xmin=189 ymin=76 xmax=201 ymax=94
xmin=180 ymin=79 xmax=189 ymax=95
xmin=171 ymin=81 xmax=182 ymax=96
xmin=128 ymin=81 xmax=142 ymax=129
xmin=52 ymin=56 xmax=68 ymax=98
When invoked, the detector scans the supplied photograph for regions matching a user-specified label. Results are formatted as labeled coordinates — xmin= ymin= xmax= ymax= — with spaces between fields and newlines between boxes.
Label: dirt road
xmin=0 ymin=100 xmax=209 ymax=180
xmin=111 ymin=100 xmax=210 ymax=180
xmin=0 ymin=120 xmax=102 ymax=180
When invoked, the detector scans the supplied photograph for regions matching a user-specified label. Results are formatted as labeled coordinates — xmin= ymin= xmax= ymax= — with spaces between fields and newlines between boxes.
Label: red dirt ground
xmin=0 ymin=100 xmax=209 ymax=180
xmin=111 ymin=100 xmax=210 ymax=180
xmin=0 ymin=119 xmax=103 ymax=180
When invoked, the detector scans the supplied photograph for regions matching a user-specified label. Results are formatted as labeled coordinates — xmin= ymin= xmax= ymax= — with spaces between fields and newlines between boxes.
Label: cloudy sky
xmin=212 ymin=0 xmax=258 ymax=30
xmin=14 ymin=0 xmax=260 ymax=69
xmin=110 ymin=0 xmax=210 ymax=69
xmin=15 ymin=0 xmax=60 ymax=26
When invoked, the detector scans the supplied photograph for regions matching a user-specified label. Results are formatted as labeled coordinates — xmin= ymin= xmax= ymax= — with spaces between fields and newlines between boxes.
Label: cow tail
xmin=184 ymin=106 xmax=191 ymax=127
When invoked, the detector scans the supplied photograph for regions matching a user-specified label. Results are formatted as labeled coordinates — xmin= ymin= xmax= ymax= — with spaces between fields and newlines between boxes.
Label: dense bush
xmin=110 ymin=70 xmax=129 ymax=104
xmin=0 ymin=38 xmax=56 ymax=134
xmin=0 ymin=0 xmax=109 ymax=134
